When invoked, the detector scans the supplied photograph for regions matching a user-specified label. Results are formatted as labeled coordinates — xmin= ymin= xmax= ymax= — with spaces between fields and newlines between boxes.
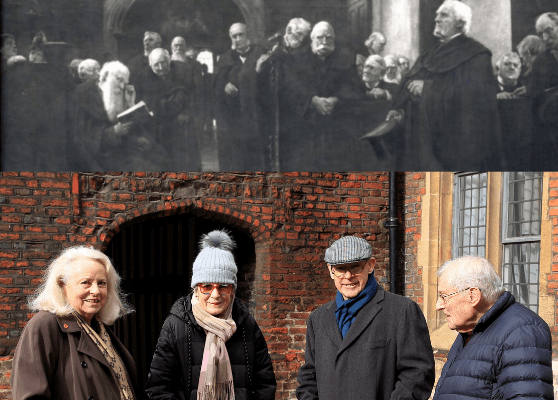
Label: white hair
xmin=172 ymin=36 xmax=186 ymax=46
xmin=437 ymin=255 xmax=505 ymax=303
xmin=496 ymin=51 xmax=520 ymax=69
xmin=311 ymin=21 xmax=335 ymax=40
xmin=438 ymin=0 xmax=472 ymax=34
xmin=229 ymin=23 xmax=247 ymax=36
xmin=365 ymin=32 xmax=386 ymax=49
xmin=286 ymin=18 xmax=312 ymax=37
xmin=28 ymin=246 xmax=133 ymax=325
xmin=149 ymin=48 xmax=171 ymax=65
xmin=78 ymin=58 xmax=100 ymax=80
xmin=144 ymin=31 xmax=162 ymax=44
xmin=99 ymin=61 xmax=129 ymax=85
xmin=365 ymin=54 xmax=386 ymax=73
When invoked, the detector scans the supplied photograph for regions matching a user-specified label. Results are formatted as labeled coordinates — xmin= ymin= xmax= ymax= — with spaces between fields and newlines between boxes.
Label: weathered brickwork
xmin=0 ymin=171 xmax=396 ymax=399
xmin=548 ymin=172 xmax=558 ymax=355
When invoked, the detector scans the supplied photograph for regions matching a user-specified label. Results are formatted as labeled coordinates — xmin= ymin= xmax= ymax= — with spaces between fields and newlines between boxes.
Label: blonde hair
xmin=28 ymin=246 xmax=133 ymax=325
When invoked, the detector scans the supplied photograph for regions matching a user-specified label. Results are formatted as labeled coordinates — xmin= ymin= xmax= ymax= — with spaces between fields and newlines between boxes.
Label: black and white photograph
xmin=1 ymin=0 xmax=557 ymax=171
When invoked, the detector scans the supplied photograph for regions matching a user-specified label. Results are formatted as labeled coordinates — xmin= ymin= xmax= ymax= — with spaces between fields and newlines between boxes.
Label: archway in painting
xmin=104 ymin=212 xmax=256 ymax=391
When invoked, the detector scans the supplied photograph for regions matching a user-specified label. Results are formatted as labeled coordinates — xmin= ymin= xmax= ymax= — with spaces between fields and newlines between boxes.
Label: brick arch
xmin=97 ymin=198 xmax=270 ymax=251
xmin=103 ymin=0 xmax=265 ymax=58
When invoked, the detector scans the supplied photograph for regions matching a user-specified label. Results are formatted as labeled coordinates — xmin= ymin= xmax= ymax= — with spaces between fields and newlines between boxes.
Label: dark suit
xmin=296 ymin=285 xmax=435 ymax=400
xmin=283 ymin=45 xmax=365 ymax=170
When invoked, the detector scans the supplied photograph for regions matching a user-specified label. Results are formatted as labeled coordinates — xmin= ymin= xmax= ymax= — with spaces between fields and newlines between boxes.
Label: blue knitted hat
xmin=324 ymin=236 xmax=373 ymax=265
xmin=191 ymin=230 xmax=238 ymax=288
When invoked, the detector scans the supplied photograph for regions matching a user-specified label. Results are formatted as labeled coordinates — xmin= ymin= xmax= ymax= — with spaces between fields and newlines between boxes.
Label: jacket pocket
xmin=366 ymin=339 xmax=389 ymax=348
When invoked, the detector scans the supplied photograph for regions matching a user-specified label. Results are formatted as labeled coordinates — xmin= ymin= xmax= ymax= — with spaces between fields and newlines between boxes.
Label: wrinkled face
xmin=435 ymin=273 xmax=477 ymax=333
xmin=144 ymin=34 xmax=160 ymax=54
xmin=311 ymin=25 xmax=335 ymax=57
xmin=536 ymin=16 xmax=558 ymax=51
xmin=103 ymin=70 xmax=128 ymax=93
xmin=434 ymin=6 xmax=462 ymax=40
xmin=285 ymin=25 xmax=307 ymax=49
xmin=63 ymin=258 xmax=108 ymax=324
xmin=362 ymin=61 xmax=383 ymax=83
xmin=82 ymin=66 xmax=100 ymax=82
xmin=29 ymin=49 xmax=46 ymax=63
xmin=150 ymin=53 xmax=171 ymax=77
xmin=196 ymin=284 xmax=233 ymax=317
xmin=2 ymin=38 xmax=17 ymax=59
xmin=398 ymin=57 xmax=410 ymax=74
xmin=385 ymin=60 xmax=398 ymax=79
xmin=230 ymin=25 xmax=250 ymax=53
xmin=368 ymin=38 xmax=386 ymax=55
xmin=172 ymin=38 xmax=186 ymax=55
xmin=498 ymin=55 xmax=521 ymax=81
xmin=328 ymin=259 xmax=375 ymax=300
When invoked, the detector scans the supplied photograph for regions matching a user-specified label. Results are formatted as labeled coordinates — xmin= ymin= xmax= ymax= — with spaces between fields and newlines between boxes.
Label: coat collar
xmin=324 ymin=284 xmax=385 ymax=357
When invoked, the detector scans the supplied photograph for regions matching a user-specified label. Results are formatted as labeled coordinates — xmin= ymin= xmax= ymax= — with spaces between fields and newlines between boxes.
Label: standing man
xmin=127 ymin=31 xmax=162 ymax=82
xmin=387 ymin=0 xmax=501 ymax=170
xmin=214 ymin=22 xmax=266 ymax=171
xmin=495 ymin=52 xmax=522 ymax=99
xmin=434 ymin=256 xmax=553 ymax=400
xmin=364 ymin=32 xmax=387 ymax=56
xmin=296 ymin=236 xmax=435 ymax=400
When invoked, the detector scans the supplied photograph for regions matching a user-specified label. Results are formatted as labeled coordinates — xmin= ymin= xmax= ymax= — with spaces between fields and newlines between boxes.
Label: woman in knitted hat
xmin=146 ymin=230 xmax=277 ymax=400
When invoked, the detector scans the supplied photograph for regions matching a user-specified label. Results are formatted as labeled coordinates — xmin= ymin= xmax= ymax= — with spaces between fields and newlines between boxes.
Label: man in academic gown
xmin=388 ymin=0 xmax=501 ymax=170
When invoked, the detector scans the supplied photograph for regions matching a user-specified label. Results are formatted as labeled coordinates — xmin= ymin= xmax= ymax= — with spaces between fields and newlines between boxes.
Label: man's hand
xmin=256 ymin=53 xmax=270 ymax=73
xmin=311 ymin=96 xmax=337 ymax=116
xmin=124 ymin=85 xmax=136 ymax=108
xmin=513 ymin=85 xmax=527 ymax=97
xmin=407 ymin=80 xmax=424 ymax=97
xmin=114 ymin=121 xmax=134 ymax=137
xmin=497 ymin=92 xmax=517 ymax=100
xmin=386 ymin=110 xmax=404 ymax=125
xmin=368 ymin=88 xmax=389 ymax=100
xmin=224 ymin=82 xmax=239 ymax=95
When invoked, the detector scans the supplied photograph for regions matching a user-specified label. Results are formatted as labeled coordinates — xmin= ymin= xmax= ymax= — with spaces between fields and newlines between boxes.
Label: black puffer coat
xmin=145 ymin=295 xmax=277 ymax=400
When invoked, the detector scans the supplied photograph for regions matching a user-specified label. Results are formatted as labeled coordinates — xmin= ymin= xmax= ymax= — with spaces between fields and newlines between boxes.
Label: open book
xmin=117 ymin=101 xmax=154 ymax=124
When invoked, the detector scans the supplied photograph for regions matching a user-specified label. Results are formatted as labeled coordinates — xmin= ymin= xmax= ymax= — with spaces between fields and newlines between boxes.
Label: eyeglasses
xmin=438 ymin=287 xmax=470 ymax=304
xmin=197 ymin=283 xmax=233 ymax=295
xmin=331 ymin=262 xmax=366 ymax=278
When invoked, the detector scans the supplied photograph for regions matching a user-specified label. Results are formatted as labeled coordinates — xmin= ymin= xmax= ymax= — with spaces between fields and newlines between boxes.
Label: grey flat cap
xmin=324 ymin=236 xmax=373 ymax=265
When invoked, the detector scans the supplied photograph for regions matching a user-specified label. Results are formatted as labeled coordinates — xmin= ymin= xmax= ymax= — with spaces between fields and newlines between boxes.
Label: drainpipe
xmin=384 ymin=172 xmax=399 ymax=294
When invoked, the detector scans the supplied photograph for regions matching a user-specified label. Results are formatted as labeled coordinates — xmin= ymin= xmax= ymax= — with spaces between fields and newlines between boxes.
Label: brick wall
xmin=0 ymin=171 xmax=396 ymax=399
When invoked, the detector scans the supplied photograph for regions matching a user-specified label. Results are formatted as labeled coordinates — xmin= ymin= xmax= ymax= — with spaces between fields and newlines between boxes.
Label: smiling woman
xmin=10 ymin=246 xmax=140 ymax=400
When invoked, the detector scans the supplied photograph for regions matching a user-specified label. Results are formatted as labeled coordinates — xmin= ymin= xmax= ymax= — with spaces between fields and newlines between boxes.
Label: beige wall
xmin=377 ymin=0 xmax=421 ymax=62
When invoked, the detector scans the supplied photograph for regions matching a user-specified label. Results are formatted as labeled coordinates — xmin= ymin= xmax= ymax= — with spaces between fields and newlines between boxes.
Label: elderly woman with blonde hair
xmin=10 ymin=246 xmax=141 ymax=400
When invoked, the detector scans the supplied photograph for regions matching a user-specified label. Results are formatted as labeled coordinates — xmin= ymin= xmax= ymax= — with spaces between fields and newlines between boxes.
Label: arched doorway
xmin=104 ymin=213 xmax=256 ymax=390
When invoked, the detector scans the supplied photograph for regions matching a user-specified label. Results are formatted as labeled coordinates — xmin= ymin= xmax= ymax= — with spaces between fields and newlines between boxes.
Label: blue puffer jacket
xmin=433 ymin=291 xmax=553 ymax=400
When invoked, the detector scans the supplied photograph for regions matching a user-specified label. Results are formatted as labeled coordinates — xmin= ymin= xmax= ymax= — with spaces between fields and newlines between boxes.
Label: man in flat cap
xmin=296 ymin=236 xmax=435 ymax=400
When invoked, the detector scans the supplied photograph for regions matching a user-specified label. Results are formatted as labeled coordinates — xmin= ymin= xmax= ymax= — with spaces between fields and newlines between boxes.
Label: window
xmin=452 ymin=172 xmax=488 ymax=258
xmin=501 ymin=172 xmax=543 ymax=313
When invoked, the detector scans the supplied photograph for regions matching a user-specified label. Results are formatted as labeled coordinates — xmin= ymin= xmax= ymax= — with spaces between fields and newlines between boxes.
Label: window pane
xmin=502 ymin=242 xmax=540 ymax=313
xmin=455 ymin=173 xmax=487 ymax=257
xmin=506 ymin=172 xmax=543 ymax=238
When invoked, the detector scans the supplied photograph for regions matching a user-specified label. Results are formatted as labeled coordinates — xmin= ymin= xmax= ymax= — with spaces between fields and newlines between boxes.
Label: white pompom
xmin=200 ymin=230 xmax=235 ymax=251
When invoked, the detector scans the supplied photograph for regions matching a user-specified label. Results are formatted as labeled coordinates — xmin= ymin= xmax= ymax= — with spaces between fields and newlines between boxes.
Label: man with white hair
xmin=433 ymin=256 xmax=553 ymax=400
xmin=387 ymin=0 xmax=500 ymax=170
xmin=73 ymin=61 xmax=166 ymax=170
xmin=362 ymin=55 xmax=398 ymax=101
xmin=127 ymin=31 xmax=162 ymax=82
xmin=78 ymin=59 xmax=101 ymax=83
xmin=495 ymin=52 xmax=522 ymax=99
xmin=135 ymin=48 xmax=199 ymax=170
xmin=364 ymin=32 xmax=386 ymax=56
xmin=383 ymin=54 xmax=401 ymax=84
xmin=283 ymin=21 xmax=364 ymax=169
xmin=214 ymin=22 xmax=266 ymax=170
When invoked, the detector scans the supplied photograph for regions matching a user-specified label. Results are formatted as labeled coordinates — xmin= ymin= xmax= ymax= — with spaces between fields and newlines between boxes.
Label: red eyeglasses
xmin=197 ymin=283 xmax=233 ymax=295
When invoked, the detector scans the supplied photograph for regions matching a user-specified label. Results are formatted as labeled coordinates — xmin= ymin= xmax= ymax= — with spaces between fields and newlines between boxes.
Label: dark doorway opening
xmin=104 ymin=213 xmax=256 ymax=391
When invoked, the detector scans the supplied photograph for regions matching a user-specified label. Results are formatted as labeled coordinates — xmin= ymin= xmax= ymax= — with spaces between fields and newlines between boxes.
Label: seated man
xmin=78 ymin=59 xmax=101 ymax=83
xmin=135 ymin=48 xmax=200 ymax=170
xmin=363 ymin=55 xmax=399 ymax=101
xmin=73 ymin=61 xmax=168 ymax=170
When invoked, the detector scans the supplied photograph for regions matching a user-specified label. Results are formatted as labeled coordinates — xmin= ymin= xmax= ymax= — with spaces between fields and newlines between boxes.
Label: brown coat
xmin=10 ymin=310 xmax=142 ymax=400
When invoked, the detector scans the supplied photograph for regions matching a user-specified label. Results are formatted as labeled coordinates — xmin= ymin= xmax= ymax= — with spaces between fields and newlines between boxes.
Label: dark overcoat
xmin=10 ymin=310 xmax=142 ymax=400
xmin=146 ymin=295 xmax=276 ymax=400
xmin=296 ymin=285 xmax=435 ymax=400
xmin=433 ymin=291 xmax=553 ymax=400
xmin=392 ymin=34 xmax=501 ymax=170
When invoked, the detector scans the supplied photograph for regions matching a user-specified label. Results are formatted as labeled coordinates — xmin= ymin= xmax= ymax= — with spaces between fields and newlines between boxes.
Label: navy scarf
xmin=335 ymin=273 xmax=377 ymax=338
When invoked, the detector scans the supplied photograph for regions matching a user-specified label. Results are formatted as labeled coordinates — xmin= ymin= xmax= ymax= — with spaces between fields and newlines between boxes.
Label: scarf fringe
xmin=197 ymin=381 xmax=235 ymax=400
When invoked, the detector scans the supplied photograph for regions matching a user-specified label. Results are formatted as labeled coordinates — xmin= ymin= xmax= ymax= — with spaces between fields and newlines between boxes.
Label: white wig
xmin=438 ymin=0 xmax=472 ymax=34
xmin=99 ymin=61 xmax=130 ymax=84
xmin=437 ymin=255 xmax=505 ymax=303
xmin=28 ymin=246 xmax=133 ymax=325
